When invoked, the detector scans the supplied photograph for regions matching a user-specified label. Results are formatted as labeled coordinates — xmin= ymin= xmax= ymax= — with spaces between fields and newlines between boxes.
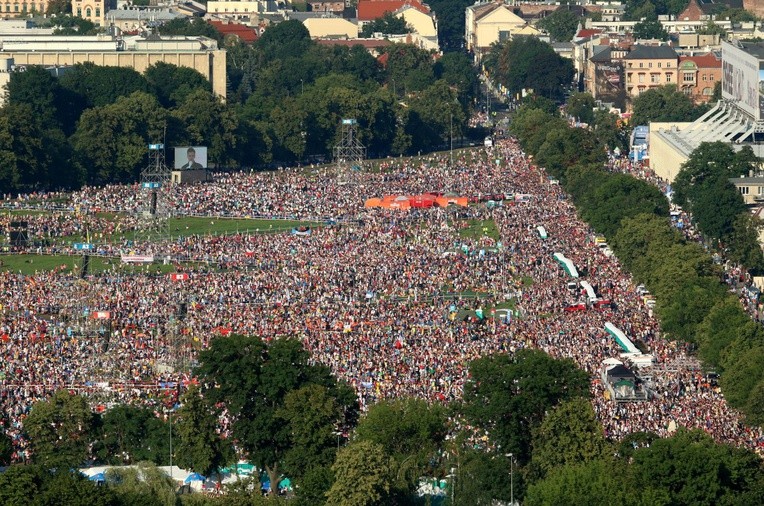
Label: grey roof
xmin=730 ymin=177 xmax=764 ymax=184
xmin=590 ymin=46 xmax=612 ymax=62
xmin=106 ymin=9 xmax=180 ymax=21
xmin=285 ymin=11 xmax=341 ymax=21
xmin=739 ymin=41 xmax=764 ymax=60
xmin=623 ymin=44 xmax=678 ymax=60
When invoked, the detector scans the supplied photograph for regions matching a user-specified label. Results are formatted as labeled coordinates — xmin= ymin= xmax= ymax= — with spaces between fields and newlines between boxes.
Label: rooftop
xmin=623 ymin=44 xmax=678 ymax=60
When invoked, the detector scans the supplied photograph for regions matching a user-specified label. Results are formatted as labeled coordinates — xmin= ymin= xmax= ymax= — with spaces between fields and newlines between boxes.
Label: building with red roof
xmin=208 ymin=20 xmax=260 ymax=43
xmin=356 ymin=0 xmax=430 ymax=22
xmin=678 ymin=52 xmax=720 ymax=104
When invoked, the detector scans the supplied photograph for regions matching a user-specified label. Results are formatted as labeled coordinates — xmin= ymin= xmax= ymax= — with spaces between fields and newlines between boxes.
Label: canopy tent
xmin=410 ymin=194 xmax=437 ymax=208
xmin=605 ymin=322 xmax=640 ymax=354
xmin=184 ymin=473 xmax=206 ymax=484
xmin=88 ymin=472 xmax=106 ymax=482
xmin=435 ymin=196 xmax=469 ymax=208
xmin=553 ymin=253 xmax=579 ymax=278
xmin=364 ymin=198 xmax=382 ymax=208
xmin=536 ymin=226 xmax=548 ymax=239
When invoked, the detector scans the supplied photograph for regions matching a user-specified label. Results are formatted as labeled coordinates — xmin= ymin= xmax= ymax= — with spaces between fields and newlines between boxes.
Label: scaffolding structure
xmin=333 ymin=119 xmax=366 ymax=177
xmin=137 ymin=143 xmax=173 ymax=243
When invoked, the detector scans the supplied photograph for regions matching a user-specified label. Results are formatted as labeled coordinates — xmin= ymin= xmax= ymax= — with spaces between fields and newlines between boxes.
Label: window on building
xmin=95 ymin=7 xmax=100 ymax=16
xmin=14 ymin=4 xmax=18 ymax=11
xmin=682 ymin=86 xmax=692 ymax=95
xmin=683 ymin=72 xmax=694 ymax=82
xmin=651 ymin=74 xmax=660 ymax=83
xmin=639 ymin=74 xmax=644 ymax=83
xmin=628 ymin=62 xmax=633 ymax=68
xmin=627 ymin=74 xmax=632 ymax=83
xmin=740 ymin=186 xmax=750 ymax=195
xmin=758 ymin=186 xmax=764 ymax=195
xmin=702 ymin=87 xmax=713 ymax=95
xmin=86 ymin=7 xmax=91 ymax=16
xmin=77 ymin=7 xmax=81 ymax=15
xmin=702 ymin=74 xmax=707 ymax=81
xmin=649 ymin=62 xmax=653 ymax=68
xmin=666 ymin=73 xmax=672 ymax=82
xmin=498 ymin=30 xmax=510 ymax=42
xmin=639 ymin=62 xmax=643 ymax=68
xmin=5 ymin=4 xmax=9 ymax=11
xmin=710 ymin=74 xmax=714 ymax=80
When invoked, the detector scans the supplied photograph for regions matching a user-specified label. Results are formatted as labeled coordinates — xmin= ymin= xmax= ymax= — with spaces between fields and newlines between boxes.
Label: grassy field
xmin=457 ymin=219 xmax=501 ymax=242
xmin=0 ymin=254 xmax=185 ymax=275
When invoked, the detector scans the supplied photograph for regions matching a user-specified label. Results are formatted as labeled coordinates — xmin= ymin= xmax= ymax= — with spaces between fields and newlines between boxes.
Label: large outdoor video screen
xmin=722 ymin=41 xmax=761 ymax=120
xmin=174 ymin=146 xmax=208 ymax=170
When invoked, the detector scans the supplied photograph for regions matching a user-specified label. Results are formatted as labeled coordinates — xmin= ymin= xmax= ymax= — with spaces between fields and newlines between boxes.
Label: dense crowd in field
xmin=1 ymin=139 xmax=762 ymax=463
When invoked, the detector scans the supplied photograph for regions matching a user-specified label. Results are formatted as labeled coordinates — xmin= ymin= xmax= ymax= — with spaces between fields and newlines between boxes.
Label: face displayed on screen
xmin=175 ymin=147 xmax=207 ymax=169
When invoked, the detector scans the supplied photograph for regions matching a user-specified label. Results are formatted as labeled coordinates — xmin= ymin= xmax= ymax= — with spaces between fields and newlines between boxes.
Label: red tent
xmin=410 ymin=194 xmax=436 ymax=208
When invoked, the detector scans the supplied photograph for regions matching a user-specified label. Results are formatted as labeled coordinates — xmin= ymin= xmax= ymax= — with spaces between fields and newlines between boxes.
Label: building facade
xmin=72 ymin=0 xmax=108 ymax=26
xmin=465 ymin=2 xmax=533 ymax=60
xmin=678 ymin=52 xmax=720 ymax=103
xmin=1 ymin=35 xmax=227 ymax=99
xmin=623 ymin=44 xmax=678 ymax=97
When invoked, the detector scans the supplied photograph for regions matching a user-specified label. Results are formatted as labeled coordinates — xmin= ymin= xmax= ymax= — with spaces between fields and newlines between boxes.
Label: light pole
xmin=450 ymin=112 xmax=453 ymax=168
xmin=507 ymin=453 xmax=514 ymax=505
xmin=300 ymin=79 xmax=304 ymax=95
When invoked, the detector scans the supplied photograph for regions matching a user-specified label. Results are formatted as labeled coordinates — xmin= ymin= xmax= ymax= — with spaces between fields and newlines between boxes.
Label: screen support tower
xmin=333 ymin=118 xmax=366 ymax=183
xmin=137 ymin=143 xmax=172 ymax=243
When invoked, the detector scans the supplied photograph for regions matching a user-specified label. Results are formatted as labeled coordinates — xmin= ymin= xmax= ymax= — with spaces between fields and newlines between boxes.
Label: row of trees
xmin=510 ymin=93 xmax=764 ymax=425
xmin=1 ymin=20 xmax=479 ymax=192
xmin=8 ymin=335 xmax=764 ymax=504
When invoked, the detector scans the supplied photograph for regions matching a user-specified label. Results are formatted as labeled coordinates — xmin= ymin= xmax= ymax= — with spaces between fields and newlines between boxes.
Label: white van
xmin=484 ymin=136 xmax=493 ymax=148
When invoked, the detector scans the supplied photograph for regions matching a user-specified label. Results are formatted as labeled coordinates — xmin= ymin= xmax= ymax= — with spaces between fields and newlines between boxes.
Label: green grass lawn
xmin=47 ymin=216 xmax=323 ymax=245
xmin=457 ymin=219 xmax=500 ymax=242
xmin=0 ymin=254 xmax=188 ymax=276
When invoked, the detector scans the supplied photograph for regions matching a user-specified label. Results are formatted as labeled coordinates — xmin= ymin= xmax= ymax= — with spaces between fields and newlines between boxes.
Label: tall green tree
xmin=528 ymin=398 xmax=609 ymax=481
xmin=58 ymin=63 xmax=150 ymax=109
xmin=71 ymin=92 xmax=168 ymax=184
xmin=195 ymin=335 xmax=358 ymax=495
xmin=355 ymin=398 xmax=446 ymax=492
xmin=360 ymin=12 xmax=411 ymax=37
xmin=631 ymin=85 xmax=706 ymax=125
xmin=633 ymin=19 xmax=669 ymax=40
xmin=96 ymin=404 xmax=172 ymax=465
xmin=656 ymin=277 xmax=728 ymax=342
xmin=174 ymin=385 xmax=232 ymax=478
xmin=488 ymin=37 xmax=573 ymax=101
xmin=276 ymin=384 xmax=346 ymax=482
xmin=536 ymin=8 xmax=582 ymax=41
xmin=144 ymin=62 xmax=212 ymax=108
xmin=24 ymin=390 xmax=96 ymax=467
xmin=461 ymin=349 xmax=590 ymax=463
xmin=172 ymin=89 xmax=240 ymax=167
xmin=325 ymin=440 xmax=393 ymax=506
xmin=566 ymin=92 xmax=595 ymax=124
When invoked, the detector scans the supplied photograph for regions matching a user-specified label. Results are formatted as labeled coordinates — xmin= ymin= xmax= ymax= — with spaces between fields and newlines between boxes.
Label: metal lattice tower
xmin=137 ymin=143 xmax=173 ymax=243
xmin=333 ymin=119 xmax=366 ymax=177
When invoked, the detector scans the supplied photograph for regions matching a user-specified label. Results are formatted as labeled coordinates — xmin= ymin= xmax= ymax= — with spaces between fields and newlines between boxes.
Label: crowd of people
xmin=1 ymin=138 xmax=763 ymax=463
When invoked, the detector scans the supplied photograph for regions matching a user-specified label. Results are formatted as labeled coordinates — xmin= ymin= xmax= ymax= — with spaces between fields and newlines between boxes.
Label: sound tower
xmin=80 ymin=254 xmax=90 ymax=279
xmin=9 ymin=221 xmax=28 ymax=247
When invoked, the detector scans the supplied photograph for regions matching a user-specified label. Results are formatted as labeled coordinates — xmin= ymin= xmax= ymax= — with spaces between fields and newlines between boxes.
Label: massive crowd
xmin=1 ymin=138 xmax=763 ymax=463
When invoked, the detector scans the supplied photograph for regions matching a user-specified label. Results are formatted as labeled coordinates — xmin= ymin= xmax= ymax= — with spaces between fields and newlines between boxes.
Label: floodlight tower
xmin=137 ymin=143 xmax=173 ymax=243
xmin=333 ymin=118 xmax=366 ymax=179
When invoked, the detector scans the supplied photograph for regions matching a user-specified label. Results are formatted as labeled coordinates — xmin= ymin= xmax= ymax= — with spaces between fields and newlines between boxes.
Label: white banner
xmin=121 ymin=255 xmax=154 ymax=264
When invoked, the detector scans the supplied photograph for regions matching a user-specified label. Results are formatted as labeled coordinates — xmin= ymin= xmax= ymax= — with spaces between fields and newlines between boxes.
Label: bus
xmin=579 ymin=280 xmax=598 ymax=303
xmin=553 ymin=252 xmax=579 ymax=278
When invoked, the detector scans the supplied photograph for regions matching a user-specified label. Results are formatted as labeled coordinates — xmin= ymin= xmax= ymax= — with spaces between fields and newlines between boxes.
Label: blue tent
xmin=184 ymin=473 xmax=206 ymax=484
xmin=89 ymin=472 xmax=106 ymax=482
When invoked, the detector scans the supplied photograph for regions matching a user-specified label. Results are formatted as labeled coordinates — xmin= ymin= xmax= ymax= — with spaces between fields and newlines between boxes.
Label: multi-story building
xmin=465 ymin=2 xmax=538 ymax=61
xmin=678 ymin=52 xmax=721 ymax=103
xmin=0 ymin=0 xmax=49 ymax=16
xmin=0 ymin=34 xmax=227 ymax=99
xmin=623 ymin=44 xmax=678 ymax=97
xmin=72 ymin=0 xmax=108 ymax=26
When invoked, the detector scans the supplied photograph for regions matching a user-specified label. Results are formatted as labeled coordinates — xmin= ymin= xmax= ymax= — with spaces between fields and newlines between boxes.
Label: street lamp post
xmin=450 ymin=112 xmax=453 ymax=168
xmin=507 ymin=453 xmax=514 ymax=505
xmin=300 ymin=79 xmax=304 ymax=95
